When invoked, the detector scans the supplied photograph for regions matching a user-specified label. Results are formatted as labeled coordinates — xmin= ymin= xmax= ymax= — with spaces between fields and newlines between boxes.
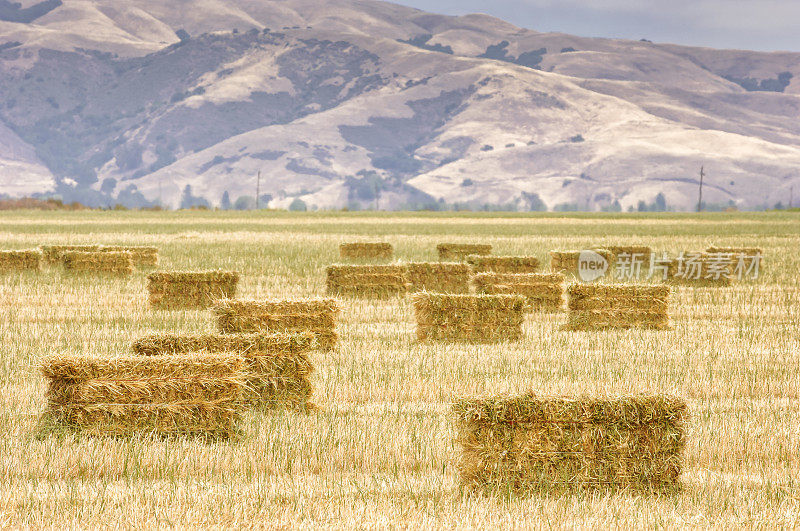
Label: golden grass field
xmin=1 ymin=210 xmax=799 ymax=528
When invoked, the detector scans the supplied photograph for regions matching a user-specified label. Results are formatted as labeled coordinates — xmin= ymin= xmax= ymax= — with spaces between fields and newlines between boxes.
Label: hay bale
xmin=407 ymin=262 xmax=470 ymax=293
xmin=131 ymin=332 xmax=315 ymax=410
xmin=413 ymin=293 xmax=525 ymax=343
xmin=665 ymin=253 xmax=735 ymax=286
xmin=40 ymin=353 xmax=246 ymax=438
xmin=564 ymin=284 xmax=671 ymax=330
xmin=147 ymin=270 xmax=239 ymax=310
xmin=99 ymin=246 xmax=159 ymax=267
xmin=339 ymin=242 xmax=393 ymax=260
xmin=606 ymin=245 xmax=652 ymax=262
xmin=473 ymin=272 xmax=565 ymax=312
xmin=549 ymin=249 xmax=615 ymax=275
xmin=706 ymin=246 xmax=763 ymax=271
xmin=0 ymin=250 xmax=42 ymax=272
xmin=437 ymin=243 xmax=492 ymax=261
xmin=453 ymin=393 xmax=687 ymax=493
xmin=213 ymin=299 xmax=340 ymax=351
xmin=40 ymin=245 xmax=100 ymax=264
xmin=62 ymin=251 xmax=134 ymax=276
xmin=326 ymin=264 xmax=409 ymax=298
xmin=466 ymin=255 xmax=540 ymax=274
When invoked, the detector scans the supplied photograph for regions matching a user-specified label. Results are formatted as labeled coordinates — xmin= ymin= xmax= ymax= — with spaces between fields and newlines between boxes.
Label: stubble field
xmin=1 ymin=210 xmax=798 ymax=528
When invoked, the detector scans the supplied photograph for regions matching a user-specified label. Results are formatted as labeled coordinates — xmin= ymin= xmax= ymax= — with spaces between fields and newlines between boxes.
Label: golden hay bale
xmin=99 ymin=246 xmax=159 ymax=267
xmin=40 ymin=353 xmax=246 ymax=438
xmin=437 ymin=243 xmax=492 ymax=261
xmin=131 ymin=332 xmax=315 ymax=410
xmin=452 ymin=393 xmax=687 ymax=493
xmin=563 ymin=284 xmax=671 ymax=330
xmin=147 ymin=270 xmax=239 ymax=310
xmin=549 ymin=249 xmax=615 ymax=274
xmin=412 ymin=293 xmax=525 ymax=343
xmin=466 ymin=255 xmax=540 ymax=274
xmin=326 ymin=264 xmax=409 ymax=298
xmin=407 ymin=262 xmax=471 ymax=293
xmin=664 ymin=253 xmax=735 ymax=287
xmin=605 ymin=245 xmax=653 ymax=261
xmin=40 ymin=245 xmax=100 ymax=264
xmin=62 ymin=251 xmax=134 ymax=276
xmin=473 ymin=272 xmax=565 ymax=312
xmin=339 ymin=242 xmax=393 ymax=260
xmin=213 ymin=299 xmax=340 ymax=351
xmin=0 ymin=250 xmax=42 ymax=272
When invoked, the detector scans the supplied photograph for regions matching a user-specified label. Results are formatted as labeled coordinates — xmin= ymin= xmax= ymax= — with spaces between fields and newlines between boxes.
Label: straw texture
xmin=453 ymin=393 xmax=687 ymax=493
xmin=339 ymin=242 xmax=393 ymax=260
xmin=437 ymin=243 xmax=492 ymax=261
xmin=147 ymin=270 xmax=239 ymax=309
xmin=413 ymin=293 xmax=525 ymax=343
xmin=473 ymin=272 xmax=565 ymax=312
xmin=326 ymin=264 xmax=409 ymax=298
xmin=407 ymin=262 xmax=470 ymax=293
xmin=665 ymin=253 xmax=734 ymax=286
xmin=549 ymin=249 xmax=615 ymax=275
xmin=466 ymin=255 xmax=540 ymax=274
xmin=564 ymin=284 xmax=671 ymax=330
xmin=40 ymin=245 xmax=100 ymax=264
xmin=0 ymin=250 xmax=42 ymax=272
xmin=62 ymin=251 xmax=134 ymax=276
xmin=99 ymin=246 xmax=159 ymax=267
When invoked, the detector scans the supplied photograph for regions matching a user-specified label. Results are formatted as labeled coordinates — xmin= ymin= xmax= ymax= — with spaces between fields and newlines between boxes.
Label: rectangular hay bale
xmin=62 ymin=251 xmax=134 ymax=276
xmin=412 ymin=293 xmax=525 ymax=343
xmin=40 ymin=244 xmax=100 ymax=264
xmin=147 ymin=270 xmax=239 ymax=310
xmin=99 ymin=245 xmax=159 ymax=267
xmin=437 ymin=243 xmax=492 ymax=261
xmin=407 ymin=262 xmax=470 ymax=293
xmin=473 ymin=272 xmax=565 ymax=312
xmin=549 ymin=249 xmax=615 ymax=275
xmin=664 ymin=253 xmax=735 ymax=286
xmin=326 ymin=264 xmax=409 ymax=298
xmin=467 ymin=255 xmax=540 ymax=274
xmin=131 ymin=332 xmax=315 ymax=410
xmin=40 ymin=353 xmax=246 ymax=437
xmin=339 ymin=242 xmax=393 ymax=260
xmin=213 ymin=299 xmax=340 ymax=351
xmin=452 ymin=393 xmax=687 ymax=492
xmin=0 ymin=250 xmax=42 ymax=272
xmin=564 ymin=284 xmax=671 ymax=330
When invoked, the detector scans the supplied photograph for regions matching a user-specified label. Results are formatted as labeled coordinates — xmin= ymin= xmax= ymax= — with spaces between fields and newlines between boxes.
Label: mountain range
xmin=1 ymin=0 xmax=800 ymax=211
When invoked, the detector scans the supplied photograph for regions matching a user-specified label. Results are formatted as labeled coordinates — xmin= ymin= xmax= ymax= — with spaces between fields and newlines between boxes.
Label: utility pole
xmin=255 ymin=170 xmax=261 ymax=210
xmin=697 ymin=166 xmax=705 ymax=212
xmin=790 ymin=185 xmax=794 ymax=209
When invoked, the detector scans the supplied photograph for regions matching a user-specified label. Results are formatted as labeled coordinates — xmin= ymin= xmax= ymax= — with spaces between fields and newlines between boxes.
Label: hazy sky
xmin=391 ymin=0 xmax=800 ymax=52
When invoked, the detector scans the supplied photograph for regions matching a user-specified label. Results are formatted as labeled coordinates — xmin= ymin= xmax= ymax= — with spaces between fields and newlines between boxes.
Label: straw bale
xmin=99 ymin=246 xmax=159 ymax=267
xmin=131 ymin=332 xmax=315 ymax=410
xmin=40 ymin=244 xmax=100 ymax=264
xmin=549 ymin=249 xmax=615 ymax=274
xmin=407 ymin=262 xmax=470 ymax=293
xmin=473 ymin=272 xmax=564 ymax=312
xmin=466 ymin=255 xmax=540 ymax=274
xmin=326 ymin=264 xmax=409 ymax=298
xmin=62 ymin=251 xmax=134 ymax=276
xmin=213 ymin=299 xmax=339 ymax=351
xmin=147 ymin=270 xmax=239 ymax=310
xmin=437 ymin=243 xmax=492 ymax=261
xmin=453 ymin=393 xmax=687 ymax=493
xmin=664 ymin=253 xmax=734 ymax=287
xmin=0 ymin=250 xmax=42 ymax=272
xmin=339 ymin=242 xmax=393 ymax=260
xmin=40 ymin=353 xmax=245 ymax=437
xmin=413 ymin=293 xmax=525 ymax=343
xmin=606 ymin=245 xmax=653 ymax=261
xmin=564 ymin=284 xmax=671 ymax=330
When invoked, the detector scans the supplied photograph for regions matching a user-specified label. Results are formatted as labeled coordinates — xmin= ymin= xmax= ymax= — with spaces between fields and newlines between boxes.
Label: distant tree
xmin=653 ymin=192 xmax=667 ymax=212
xmin=461 ymin=178 xmax=474 ymax=187
xmin=289 ymin=198 xmax=307 ymax=212
xmin=569 ymin=134 xmax=585 ymax=143
xmin=234 ymin=195 xmax=256 ymax=210
xmin=180 ymin=185 xmax=210 ymax=209
xmin=175 ymin=29 xmax=190 ymax=42
xmin=220 ymin=191 xmax=231 ymax=210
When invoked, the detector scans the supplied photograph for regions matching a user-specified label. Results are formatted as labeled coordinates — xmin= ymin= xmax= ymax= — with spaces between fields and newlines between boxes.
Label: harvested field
xmin=326 ymin=264 xmax=409 ymax=298
xmin=453 ymin=394 xmax=687 ymax=492
xmin=131 ymin=332 xmax=315 ymax=410
xmin=407 ymin=262 xmax=470 ymax=293
xmin=213 ymin=299 xmax=340 ymax=351
xmin=147 ymin=270 xmax=239 ymax=309
xmin=339 ymin=242 xmax=393 ymax=260
xmin=40 ymin=244 xmax=100 ymax=264
xmin=564 ymin=284 xmax=671 ymax=330
xmin=437 ymin=243 xmax=492 ymax=260
xmin=40 ymin=353 xmax=246 ymax=438
xmin=472 ymin=272 xmax=565 ymax=312
xmin=62 ymin=251 xmax=134 ymax=276
xmin=99 ymin=246 xmax=159 ymax=267
xmin=0 ymin=250 xmax=42 ymax=272
xmin=550 ymin=249 xmax=615 ymax=274
xmin=466 ymin=255 xmax=540 ymax=273
xmin=413 ymin=293 xmax=525 ymax=342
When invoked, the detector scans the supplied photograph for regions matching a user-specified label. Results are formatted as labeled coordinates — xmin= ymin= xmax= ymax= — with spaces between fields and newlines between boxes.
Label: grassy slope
xmin=0 ymin=210 xmax=798 ymax=527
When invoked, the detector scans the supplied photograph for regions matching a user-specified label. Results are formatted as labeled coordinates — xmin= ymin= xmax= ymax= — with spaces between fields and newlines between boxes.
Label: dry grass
xmin=0 ymin=249 xmax=42 ymax=272
xmin=62 ymin=250 xmax=134 ymax=276
xmin=453 ymin=393 xmax=687 ymax=493
xmin=413 ymin=292 xmax=526 ymax=343
xmin=339 ymin=242 xmax=393 ymax=260
xmin=1 ymin=210 xmax=799 ymax=527
xmin=472 ymin=272 xmax=565 ymax=312
xmin=326 ymin=264 xmax=409 ymax=298
xmin=437 ymin=243 xmax=492 ymax=260
xmin=466 ymin=255 xmax=540 ymax=273
xmin=147 ymin=270 xmax=239 ymax=309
